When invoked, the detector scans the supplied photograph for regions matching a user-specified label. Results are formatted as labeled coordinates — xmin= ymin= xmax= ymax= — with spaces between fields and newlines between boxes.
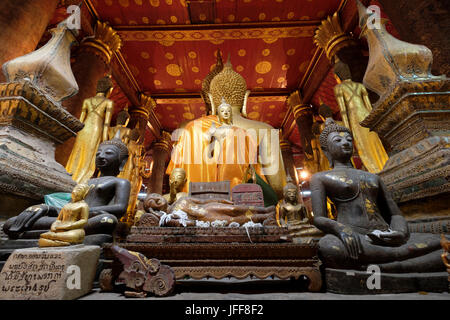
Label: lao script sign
xmin=0 ymin=245 xmax=100 ymax=300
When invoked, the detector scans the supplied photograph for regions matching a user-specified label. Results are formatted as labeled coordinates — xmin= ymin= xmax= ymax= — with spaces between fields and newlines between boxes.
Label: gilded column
xmin=280 ymin=138 xmax=298 ymax=185
xmin=314 ymin=11 xmax=367 ymax=83
xmin=288 ymin=91 xmax=315 ymax=173
xmin=129 ymin=93 xmax=156 ymax=139
xmin=63 ymin=20 xmax=122 ymax=118
xmin=149 ymin=131 xmax=172 ymax=195
xmin=0 ymin=0 xmax=60 ymax=82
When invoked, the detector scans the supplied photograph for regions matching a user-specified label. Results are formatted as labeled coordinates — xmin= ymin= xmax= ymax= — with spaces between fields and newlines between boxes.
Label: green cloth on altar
xmin=44 ymin=193 xmax=71 ymax=210
xmin=248 ymin=173 xmax=279 ymax=207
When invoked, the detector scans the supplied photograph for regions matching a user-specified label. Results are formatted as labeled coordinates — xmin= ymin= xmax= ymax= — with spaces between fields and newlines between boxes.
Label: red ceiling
xmin=85 ymin=0 xmax=342 ymax=131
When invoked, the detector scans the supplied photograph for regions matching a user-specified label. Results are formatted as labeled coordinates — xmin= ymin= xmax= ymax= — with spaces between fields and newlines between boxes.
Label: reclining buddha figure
xmin=310 ymin=118 xmax=447 ymax=272
xmin=3 ymin=134 xmax=131 ymax=242
xmin=167 ymin=56 xmax=286 ymax=203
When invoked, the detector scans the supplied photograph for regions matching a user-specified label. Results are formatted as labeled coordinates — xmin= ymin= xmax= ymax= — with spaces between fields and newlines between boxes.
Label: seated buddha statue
xmin=3 ymin=135 xmax=131 ymax=242
xmin=167 ymin=57 xmax=285 ymax=204
xmin=310 ymin=118 xmax=447 ymax=272
xmin=278 ymin=181 xmax=322 ymax=243
xmin=38 ymin=184 xmax=91 ymax=247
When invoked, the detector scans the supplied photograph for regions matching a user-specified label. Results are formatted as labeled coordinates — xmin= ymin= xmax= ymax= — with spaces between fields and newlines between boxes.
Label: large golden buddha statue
xmin=167 ymin=57 xmax=286 ymax=201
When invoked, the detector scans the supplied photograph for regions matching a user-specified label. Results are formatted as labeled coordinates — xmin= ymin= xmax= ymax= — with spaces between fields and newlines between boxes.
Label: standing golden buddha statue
xmin=109 ymin=105 xmax=131 ymax=144
xmin=66 ymin=76 xmax=114 ymax=183
xmin=333 ymin=61 xmax=388 ymax=173
xmin=167 ymin=57 xmax=286 ymax=201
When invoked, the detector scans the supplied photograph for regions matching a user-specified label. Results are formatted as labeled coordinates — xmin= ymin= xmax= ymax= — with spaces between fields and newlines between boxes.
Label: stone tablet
xmin=0 ymin=245 xmax=100 ymax=300
xmin=232 ymin=183 xmax=264 ymax=206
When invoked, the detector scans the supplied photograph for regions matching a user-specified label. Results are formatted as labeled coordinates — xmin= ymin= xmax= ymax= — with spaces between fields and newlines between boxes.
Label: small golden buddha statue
xmin=278 ymin=182 xmax=322 ymax=243
xmin=163 ymin=168 xmax=188 ymax=205
xmin=38 ymin=184 xmax=92 ymax=247
xmin=333 ymin=61 xmax=388 ymax=173
xmin=108 ymin=105 xmax=131 ymax=144
xmin=66 ymin=76 xmax=114 ymax=183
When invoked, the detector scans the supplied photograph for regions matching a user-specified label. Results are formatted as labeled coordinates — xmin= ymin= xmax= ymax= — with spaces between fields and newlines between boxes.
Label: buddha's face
xmin=219 ymin=105 xmax=231 ymax=120
xmin=71 ymin=184 xmax=90 ymax=202
xmin=327 ymin=131 xmax=353 ymax=161
xmin=96 ymin=145 xmax=121 ymax=171
xmin=170 ymin=169 xmax=186 ymax=189
xmin=284 ymin=188 xmax=298 ymax=203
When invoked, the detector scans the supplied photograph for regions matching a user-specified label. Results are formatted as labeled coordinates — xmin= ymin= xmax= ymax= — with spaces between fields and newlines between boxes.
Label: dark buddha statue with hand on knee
xmin=310 ymin=118 xmax=448 ymax=273
xmin=3 ymin=134 xmax=131 ymax=244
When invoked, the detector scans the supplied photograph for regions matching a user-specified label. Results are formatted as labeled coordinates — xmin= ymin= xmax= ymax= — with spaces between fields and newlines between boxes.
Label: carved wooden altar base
xmin=102 ymin=239 xmax=322 ymax=292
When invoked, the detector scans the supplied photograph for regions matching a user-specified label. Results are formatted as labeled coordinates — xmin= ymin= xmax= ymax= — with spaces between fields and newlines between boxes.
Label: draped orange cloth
xmin=166 ymin=115 xmax=266 ymax=193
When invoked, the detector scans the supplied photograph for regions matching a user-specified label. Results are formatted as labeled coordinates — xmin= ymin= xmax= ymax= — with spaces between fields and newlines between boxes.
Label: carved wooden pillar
xmin=280 ymin=138 xmax=297 ymax=184
xmin=0 ymin=0 xmax=60 ymax=82
xmin=314 ymin=12 xmax=368 ymax=83
xmin=129 ymin=94 xmax=156 ymax=138
xmin=377 ymin=0 xmax=450 ymax=77
xmin=63 ymin=21 xmax=122 ymax=118
xmin=149 ymin=131 xmax=172 ymax=195
xmin=288 ymin=91 xmax=315 ymax=162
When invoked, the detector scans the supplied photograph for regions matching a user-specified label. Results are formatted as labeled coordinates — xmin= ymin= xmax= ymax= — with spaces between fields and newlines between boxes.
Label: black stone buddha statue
xmin=3 ymin=136 xmax=131 ymax=243
xmin=310 ymin=118 xmax=447 ymax=273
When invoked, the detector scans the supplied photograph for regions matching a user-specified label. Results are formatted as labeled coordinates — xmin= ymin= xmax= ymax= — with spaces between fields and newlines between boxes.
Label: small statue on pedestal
xmin=39 ymin=184 xmax=92 ymax=247
xmin=278 ymin=181 xmax=322 ymax=244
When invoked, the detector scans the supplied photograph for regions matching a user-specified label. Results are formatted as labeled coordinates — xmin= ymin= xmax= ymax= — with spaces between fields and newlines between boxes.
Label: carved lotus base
xmin=0 ymin=81 xmax=81 ymax=217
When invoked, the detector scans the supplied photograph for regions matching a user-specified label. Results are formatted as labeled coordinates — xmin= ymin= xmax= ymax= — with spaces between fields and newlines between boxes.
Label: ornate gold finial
xmin=209 ymin=55 xmax=247 ymax=111
xmin=201 ymin=50 xmax=223 ymax=114
xmin=154 ymin=130 xmax=172 ymax=152
xmin=130 ymin=93 xmax=156 ymax=119
xmin=81 ymin=21 xmax=122 ymax=64
xmin=314 ymin=12 xmax=357 ymax=62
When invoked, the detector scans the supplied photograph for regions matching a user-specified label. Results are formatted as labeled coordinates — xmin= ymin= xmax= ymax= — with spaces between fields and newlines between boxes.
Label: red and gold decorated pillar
xmin=280 ymin=138 xmax=298 ymax=184
xmin=288 ymin=91 xmax=316 ymax=174
xmin=129 ymin=93 xmax=156 ymax=138
xmin=149 ymin=131 xmax=172 ymax=195
xmin=0 ymin=0 xmax=60 ymax=82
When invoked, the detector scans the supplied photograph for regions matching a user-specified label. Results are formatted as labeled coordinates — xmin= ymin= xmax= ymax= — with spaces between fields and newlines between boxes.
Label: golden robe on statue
xmin=166 ymin=115 xmax=266 ymax=193
xmin=66 ymin=94 xmax=113 ymax=183
xmin=334 ymin=79 xmax=388 ymax=173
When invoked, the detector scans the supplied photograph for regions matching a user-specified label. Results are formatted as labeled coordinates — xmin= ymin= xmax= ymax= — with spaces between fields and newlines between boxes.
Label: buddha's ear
xmin=242 ymin=90 xmax=250 ymax=117
xmin=323 ymin=149 xmax=334 ymax=168
xmin=208 ymin=93 xmax=216 ymax=115
xmin=119 ymin=155 xmax=129 ymax=172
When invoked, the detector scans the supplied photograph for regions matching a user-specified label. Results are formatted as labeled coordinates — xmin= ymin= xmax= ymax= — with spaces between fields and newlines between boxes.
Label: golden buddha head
xmin=218 ymin=97 xmax=232 ymax=124
xmin=71 ymin=183 xmax=93 ymax=202
xmin=283 ymin=182 xmax=298 ymax=203
xmin=209 ymin=56 xmax=249 ymax=115
xmin=96 ymin=75 xmax=114 ymax=97
xmin=319 ymin=118 xmax=353 ymax=166
xmin=169 ymin=168 xmax=186 ymax=190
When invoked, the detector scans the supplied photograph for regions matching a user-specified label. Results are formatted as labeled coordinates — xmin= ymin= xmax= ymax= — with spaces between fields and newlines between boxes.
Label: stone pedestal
xmin=361 ymin=78 xmax=450 ymax=223
xmin=0 ymin=245 xmax=100 ymax=300
xmin=0 ymin=81 xmax=82 ymax=218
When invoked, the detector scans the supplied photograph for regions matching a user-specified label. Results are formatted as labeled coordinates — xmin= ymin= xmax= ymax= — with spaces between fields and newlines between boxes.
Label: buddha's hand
xmin=377 ymin=230 xmax=407 ymax=246
xmin=338 ymin=227 xmax=362 ymax=260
